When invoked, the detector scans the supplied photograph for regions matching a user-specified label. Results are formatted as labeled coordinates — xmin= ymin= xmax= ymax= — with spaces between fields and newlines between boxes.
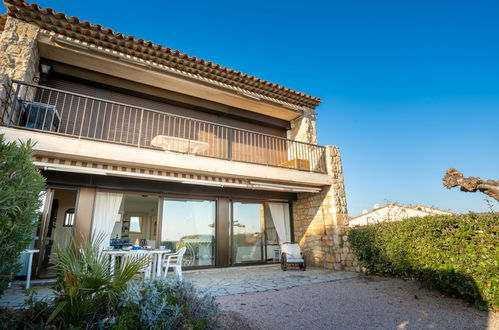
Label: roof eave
xmin=2 ymin=0 xmax=323 ymax=110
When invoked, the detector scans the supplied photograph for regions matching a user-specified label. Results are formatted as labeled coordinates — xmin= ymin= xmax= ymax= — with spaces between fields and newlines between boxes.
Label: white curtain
xmin=91 ymin=192 xmax=123 ymax=250
xmin=268 ymin=203 xmax=291 ymax=244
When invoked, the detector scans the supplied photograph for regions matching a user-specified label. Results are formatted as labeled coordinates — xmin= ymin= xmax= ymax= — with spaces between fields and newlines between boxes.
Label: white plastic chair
xmin=127 ymin=250 xmax=153 ymax=279
xmin=163 ymin=247 xmax=187 ymax=280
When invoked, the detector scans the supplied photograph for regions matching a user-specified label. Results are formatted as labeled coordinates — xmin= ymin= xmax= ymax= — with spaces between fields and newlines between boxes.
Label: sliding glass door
xmin=231 ymin=202 xmax=264 ymax=264
xmin=88 ymin=192 xmax=290 ymax=268
xmin=161 ymin=198 xmax=216 ymax=267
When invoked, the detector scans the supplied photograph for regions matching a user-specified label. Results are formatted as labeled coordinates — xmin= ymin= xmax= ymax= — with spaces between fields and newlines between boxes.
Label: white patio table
xmin=102 ymin=249 xmax=172 ymax=278
xmin=151 ymin=135 xmax=209 ymax=154
xmin=21 ymin=249 xmax=39 ymax=289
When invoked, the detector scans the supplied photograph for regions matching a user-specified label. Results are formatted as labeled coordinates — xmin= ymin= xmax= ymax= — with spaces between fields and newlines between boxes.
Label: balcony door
xmin=231 ymin=202 xmax=265 ymax=265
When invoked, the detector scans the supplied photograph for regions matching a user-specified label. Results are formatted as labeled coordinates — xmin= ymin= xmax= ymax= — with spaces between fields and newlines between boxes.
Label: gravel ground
xmin=217 ymin=275 xmax=498 ymax=330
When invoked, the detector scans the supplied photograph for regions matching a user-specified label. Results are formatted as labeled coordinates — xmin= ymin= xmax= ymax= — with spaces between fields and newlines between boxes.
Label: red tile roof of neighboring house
xmin=1 ymin=0 xmax=322 ymax=110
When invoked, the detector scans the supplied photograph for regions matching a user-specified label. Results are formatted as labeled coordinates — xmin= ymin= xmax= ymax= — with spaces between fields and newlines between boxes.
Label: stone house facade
xmin=0 ymin=0 xmax=354 ymax=276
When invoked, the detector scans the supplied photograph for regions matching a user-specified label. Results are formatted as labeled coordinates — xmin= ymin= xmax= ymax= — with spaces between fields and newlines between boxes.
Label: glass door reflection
xmin=232 ymin=202 xmax=264 ymax=264
xmin=161 ymin=198 xmax=216 ymax=267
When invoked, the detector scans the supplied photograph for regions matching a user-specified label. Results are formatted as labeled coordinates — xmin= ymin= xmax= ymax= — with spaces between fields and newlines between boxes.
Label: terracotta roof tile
xmin=0 ymin=13 xmax=6 ymax=31
xmin=2 ymin=0 xmax=322 ymax=110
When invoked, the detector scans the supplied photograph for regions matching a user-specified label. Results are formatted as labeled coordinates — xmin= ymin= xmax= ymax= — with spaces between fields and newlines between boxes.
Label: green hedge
xmin=348 ymin=212 xmax=499 ymax=310
xmin=0 ymin=135 xmax=45 ymax=297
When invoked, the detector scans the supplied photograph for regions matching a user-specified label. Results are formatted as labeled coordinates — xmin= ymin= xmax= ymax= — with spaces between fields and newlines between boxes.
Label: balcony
xmin=0 ymin=80 xmax=327 ymax=174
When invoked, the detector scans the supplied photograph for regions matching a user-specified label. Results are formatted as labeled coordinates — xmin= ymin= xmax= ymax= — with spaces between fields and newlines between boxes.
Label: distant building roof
xmin=348 ymin=203 xmax=454 ymax=227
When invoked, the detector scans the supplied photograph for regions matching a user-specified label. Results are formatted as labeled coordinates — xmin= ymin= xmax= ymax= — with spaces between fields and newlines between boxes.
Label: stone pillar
xmin=287 ymin=108 xmax=317 ymax=144
xmin=0 ymin=74 xmax=12 ymax=123
xmin=0 ymin=17 xmax=40 ymax=124
xmin=288 ymin=107 xmax=349 ymax=269
xmin=323 ymin=146 xmax=349 ymax=270
xmin=292 ymin=145 xmax=349 ymax=269
xmin=0 ymin=16 xmax=40 ymax=82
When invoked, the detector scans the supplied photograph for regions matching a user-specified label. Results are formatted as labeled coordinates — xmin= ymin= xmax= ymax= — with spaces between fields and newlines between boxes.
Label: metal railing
xmin=0 ymin=80 xmax=327 ymax=173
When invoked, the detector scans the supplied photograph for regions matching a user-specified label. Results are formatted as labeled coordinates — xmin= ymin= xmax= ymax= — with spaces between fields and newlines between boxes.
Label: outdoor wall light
xmin=40 ymin=63 xmax=52 ymax=75
xmin=39 ymin=63 xmax=53 ymax=82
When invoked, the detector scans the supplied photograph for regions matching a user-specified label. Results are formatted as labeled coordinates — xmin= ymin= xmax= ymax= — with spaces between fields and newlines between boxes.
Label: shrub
xmin=0 ymin=230 xmax=220 ymax=329
xmin=0 ymin=290 xmax=53 ymax=329
xmin=108 ymin=277 xmax=220 ymax=329
xmin=50 ymin=232 xmax=149 ymax=327
xmin=0 ymin=134 xmax=45 ymax=296
xmin=0 ymin=277 xmax=221 ymax=329
xmin=348 ymin=212 xmax=499 ymax=310
xmin=0 ymin=229 xmax=219 ymax=328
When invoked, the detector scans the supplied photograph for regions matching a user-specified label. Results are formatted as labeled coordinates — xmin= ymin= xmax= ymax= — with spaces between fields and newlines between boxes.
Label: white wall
xmin=349 ymin=204 xmax=452 ymax=227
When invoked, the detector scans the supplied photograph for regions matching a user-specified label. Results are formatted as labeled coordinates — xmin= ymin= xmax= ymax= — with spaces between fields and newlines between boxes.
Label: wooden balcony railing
xmin=0 ymin=80 xmax=327 ymax=173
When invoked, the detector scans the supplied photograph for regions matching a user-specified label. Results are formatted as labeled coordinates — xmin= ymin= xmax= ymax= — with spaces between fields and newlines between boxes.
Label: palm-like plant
xmin=49 ymin=232 xmax=149 ymax=326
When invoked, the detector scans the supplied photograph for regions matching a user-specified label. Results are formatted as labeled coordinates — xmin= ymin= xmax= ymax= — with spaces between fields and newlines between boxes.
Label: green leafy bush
xmin=0 ymin=234 xmax=220 ymax=329
xmin=348 ymin=212 xmax=499 ymax=310
xmin=107 ymin=277 xmax=220 ymax=329
xmin=0 ymin=134 xmax=45 ymax=296
xmin=50 ymin=232 xmax=149 ymax=326
xmin=0 ymin=277 xmax=220 ymax=329
xmin=0 ymin=295 xmax=52 ymax=329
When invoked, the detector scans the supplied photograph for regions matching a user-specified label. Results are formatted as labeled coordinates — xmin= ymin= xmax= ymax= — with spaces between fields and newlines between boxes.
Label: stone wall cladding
xmin=0 ymin=17 xmax=40 ymax=125
xmin=287 ymin=108 xmax=317 ymax=144
xmin=337 ymin=230 xmax=365 ymax=272
xmin=0 ymin=74 xmax=12 ymax=123
xmin=292 ymin=145 xmax=352 ymax=270
xmin=0 ymin=17 xmax=40 ymax=82
xmin=287 ymin=107 xmax=358 ymax=271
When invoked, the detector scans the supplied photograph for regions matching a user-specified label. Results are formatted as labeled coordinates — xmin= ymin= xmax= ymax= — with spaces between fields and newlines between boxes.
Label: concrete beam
xmin=1 ymin=127 xmax=331 ymax=186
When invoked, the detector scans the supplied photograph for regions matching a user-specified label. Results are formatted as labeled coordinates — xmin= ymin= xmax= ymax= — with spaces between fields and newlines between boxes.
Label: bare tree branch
xmin=443 ymin=168 xmax=499 ymax=201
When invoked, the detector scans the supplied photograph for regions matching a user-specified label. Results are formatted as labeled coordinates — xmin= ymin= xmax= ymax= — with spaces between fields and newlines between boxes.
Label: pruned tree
xmin=443 ymin=168 xmax=499 ymax=201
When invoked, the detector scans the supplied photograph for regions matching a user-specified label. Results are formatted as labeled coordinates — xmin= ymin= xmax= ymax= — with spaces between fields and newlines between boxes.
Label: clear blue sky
xmin=4 ymin=0 xmax=498 ymax=215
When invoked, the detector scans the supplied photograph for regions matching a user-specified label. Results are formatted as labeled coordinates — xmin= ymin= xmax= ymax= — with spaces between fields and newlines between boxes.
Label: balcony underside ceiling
xmin=1 ymin=127 xmax=331 ymax=189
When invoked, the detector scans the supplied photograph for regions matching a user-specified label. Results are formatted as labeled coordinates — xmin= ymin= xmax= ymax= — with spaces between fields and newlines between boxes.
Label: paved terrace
xmin=0 ymin=265 xmax=358 ymax=308
xmin=184 ymin=265 xmax=359 ymax=296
